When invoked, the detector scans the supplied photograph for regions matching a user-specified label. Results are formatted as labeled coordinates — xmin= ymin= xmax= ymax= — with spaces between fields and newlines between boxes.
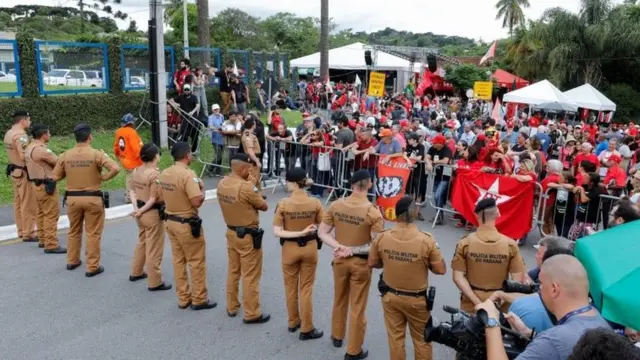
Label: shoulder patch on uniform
xmin=193 ymin=177 xmax=200 ymax=183
xmin=155 ymin=179 xmax=160 ymax=184
xmin=253 ymin=185 xmax=259 ymax=193
xmin=19 ymin=135 xmax=28 ymax=149
xmin=435 ymin=242 xmax=440 ymax=249
xmin=46 ymin=149 xmax=53 ymax=153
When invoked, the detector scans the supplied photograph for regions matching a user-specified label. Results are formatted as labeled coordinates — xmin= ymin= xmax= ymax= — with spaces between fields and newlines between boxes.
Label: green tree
xmin=605 ymin=83 xmax=640 ymax=122
xmin=126 ymin=20 xmax=137 ymax=33
xmin=165 ymin=3 xmax=198 ymax=50
xmin=495 ymin=0 xmax=530 ymax=35
xmin=262 ymin=13 xmax=319 ymax=58
xmin=445 ymin=64 xmax=489 ymax=94
xmin=77 ymin=0 xmax=127 ymax=33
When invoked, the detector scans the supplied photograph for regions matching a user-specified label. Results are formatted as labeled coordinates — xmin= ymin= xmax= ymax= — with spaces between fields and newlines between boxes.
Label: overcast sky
xmin=6 ymin=0 xmax=622 ymax=41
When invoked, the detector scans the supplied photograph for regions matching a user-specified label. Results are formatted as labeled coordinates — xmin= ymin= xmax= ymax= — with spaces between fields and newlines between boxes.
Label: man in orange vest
xmin=113 ymin=113 xmax=143 ymax=203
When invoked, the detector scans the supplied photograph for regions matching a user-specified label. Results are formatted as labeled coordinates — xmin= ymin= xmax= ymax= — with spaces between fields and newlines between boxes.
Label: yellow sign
xmin=473 ymin=81 xmax=493 ymax=100
xmin=368 ymin=72 xmax=386 ymax=97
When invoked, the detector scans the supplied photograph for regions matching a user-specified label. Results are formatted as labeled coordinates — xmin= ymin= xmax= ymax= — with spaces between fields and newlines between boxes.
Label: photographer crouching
xmin=476 ymin=254 xmax=611 ymax=360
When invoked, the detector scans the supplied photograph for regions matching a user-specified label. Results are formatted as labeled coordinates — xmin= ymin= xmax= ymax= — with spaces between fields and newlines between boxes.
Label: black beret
xmin=350 ymin=169 xmax=372 ymax=184
xmin=170 ymin=141 xmax=190 ymax=159
xmin=73 ymin=123 xmax=91 ymax=133
xmin=230 ymin=153 xmax=252 ymax=164
xmin=474 ymin=198 xmax=497 ymax=213
xmin=12 ymin=110 xmax=30 ymax=118
xmin=286 ymin=167 xmax=307 ymax=183
xmin=395 ymin=196 xmax=414 ymax=216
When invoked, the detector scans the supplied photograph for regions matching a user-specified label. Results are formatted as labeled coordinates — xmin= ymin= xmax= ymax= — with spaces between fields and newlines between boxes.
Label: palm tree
xmin=196 ymin=0 xmax=211 ymax=65
xmin=319 ymin=0 xmax=329 ymax=82
xmin=495 ymin=0 xmax=531 ymax=36
xmin=508 ymin=0 xmax=640 ymax=89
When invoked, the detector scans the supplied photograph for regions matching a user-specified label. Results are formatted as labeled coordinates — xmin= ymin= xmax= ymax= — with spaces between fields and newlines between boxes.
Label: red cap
xmin=432 ymin=134 xmax=446 ymax=145
xmin=506 ymin=121 xmax=514 ymax=128
xmin=399 ymin=119 xmax=409 ymax=127
xmin=477 ymin=134 xmax=487 ymax=141
xmin=446 ymin=120 xmax=455 ymax=128
xmin=608 ymin=154 xmax=622 ymax=164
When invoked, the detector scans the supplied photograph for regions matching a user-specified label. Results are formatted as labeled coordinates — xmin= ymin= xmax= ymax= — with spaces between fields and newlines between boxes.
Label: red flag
xmin=479 ymin=40 xmax=497 ymax=66
xmin=416 ymin=71 xmax=433 ymax=97
xmin=451 ymin=169 xmax=535 ymax=239
xmin=376 ymin=157 xmax=413 ymax=221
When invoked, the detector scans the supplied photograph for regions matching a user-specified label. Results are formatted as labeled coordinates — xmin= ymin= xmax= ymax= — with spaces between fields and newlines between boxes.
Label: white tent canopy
xmin=563 ymin=83 xmax=616 ymax=112
xmin=503 ymin=80 xmax=578 ymax=112
xmin=290 ymin=42 xmax=413 ymax=72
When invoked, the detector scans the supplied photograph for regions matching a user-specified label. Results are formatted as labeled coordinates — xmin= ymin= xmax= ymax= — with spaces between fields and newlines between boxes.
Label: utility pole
xmin=183 ymin=0 xmax=190 ymax=58
xmin=149 ymin=0 xmax=168 ymax=148
xmin=319 ymin=0 xmax=329 ymax=82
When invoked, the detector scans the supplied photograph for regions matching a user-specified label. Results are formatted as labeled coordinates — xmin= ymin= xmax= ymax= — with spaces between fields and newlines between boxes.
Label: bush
xmin=605 ymin=83 xmax=640 ymax=124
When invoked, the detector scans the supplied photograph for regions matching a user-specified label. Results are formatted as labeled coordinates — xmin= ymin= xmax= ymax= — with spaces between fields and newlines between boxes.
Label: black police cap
xmin=230 ymin=153 xmax=252 ymax=164
xmin=350 ymin=169 xmax=371 ymax=185
xmin=474 ymin=198 xmax=497 ymax=213
xmin=13 ymin=110 xmax=30 ymax=118
xmin=73 ymin=123 xmax=91 ymax=133
xmin=286 ymin=167 xmax=307 ymax=183
xmin=170 ymin=141 xmax=190 ymax=159
xmin=395 ymin=196 xmax=414 ymax=216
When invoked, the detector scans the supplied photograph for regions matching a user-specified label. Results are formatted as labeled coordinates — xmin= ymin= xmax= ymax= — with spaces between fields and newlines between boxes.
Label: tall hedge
xmin=107 ymin=37 xmax=123 ymax=95
xmin=16 ymin=32 xmax=38 ymax=98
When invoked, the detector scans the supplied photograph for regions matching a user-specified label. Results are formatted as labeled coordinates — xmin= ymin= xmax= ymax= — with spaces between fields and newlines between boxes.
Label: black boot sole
xmin=148 ymin=283 xmax=172 ymax=291
xmin=191 ymin=301 xmax=217 ymax=310
xmin=129 ymin=273 xmax=148 ymax=282
xmin=44 ymin=248 xmax=67 ymax=254
xmin=243 ymin=314 xmax=271 ymax=324
xmin=288 ymin=323 xmax=301 ymax=333
xmin=299 ymin=329 xmax=324 ymax=341
xmin=66 ymin=261 xmax=82 ymax=271
xmin=85 ymin=266 xmax=104 ymax=277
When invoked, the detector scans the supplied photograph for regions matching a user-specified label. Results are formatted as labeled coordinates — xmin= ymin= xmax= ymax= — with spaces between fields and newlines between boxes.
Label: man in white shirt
xmin=598 ymin=138 xmax=621 ymax=176
xmin=460 ymin=123 xmax=476 ymax=145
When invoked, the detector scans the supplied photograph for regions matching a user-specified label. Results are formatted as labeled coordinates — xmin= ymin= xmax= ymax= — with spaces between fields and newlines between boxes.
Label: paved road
xmin=0 ymin=189 xmax=538 ymax=360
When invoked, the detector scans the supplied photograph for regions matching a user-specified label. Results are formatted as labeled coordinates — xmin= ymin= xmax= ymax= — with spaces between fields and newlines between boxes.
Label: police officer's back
xmin=25 ymin=124 xmax=66 ymax=254
xmin=216 ymin=153 xmax=269 ymax=324
xmin=159 ymin=141 xmax=215 ymax=310
xmin=318 ymin=169 xmax=384 ymax=360
xmin=273 ymin=167 xmax=324 ymax=340
xmin=369 ymin=196 xmax=446 ymax=360
xmin=451 ymin=198 xmax=525 ymax=314
xmin=53 ymin=124 xmax=120 ymax=277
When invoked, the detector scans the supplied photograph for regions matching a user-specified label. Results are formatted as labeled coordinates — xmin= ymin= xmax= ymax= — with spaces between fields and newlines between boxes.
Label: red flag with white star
xmin=451 ymin=169 xmax=535 ymax=239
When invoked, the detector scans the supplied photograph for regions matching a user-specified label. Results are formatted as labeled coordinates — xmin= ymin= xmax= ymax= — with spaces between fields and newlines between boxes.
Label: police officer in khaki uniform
xmin=128 ymin=144 xmax=172 ymax=292
xmin=239 ymin=118 xmax=262 ymax=192
xmin=53 ymin=124 xmax=120 ymax=276
xmin=273 ymin=167 xmax=324 ymax=340
xmin=369 ymin=196 xmax=447 ymax=360
xmin=159 ymin=142 xmax=216 ymax=310
xmin=3 ymin=110 xmax=37 ymax=243
xmin=451 ymin=198 xmax=526 ymax=315
xmin=217 ymin=153 xmax=270 ymax=324
xmin=319 ymin=169 xmax=385 ymax=360
xmin=24 ymin=124 xmax=66 ymax=254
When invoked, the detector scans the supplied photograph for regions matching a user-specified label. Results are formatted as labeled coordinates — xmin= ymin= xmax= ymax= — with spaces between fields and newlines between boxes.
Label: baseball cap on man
xmin=121 ymin=113 xmax=136 ymax=126
xmin=379 ymin=128 xmax=393 ymax=137
xmin=211 ymin=104 xmax=220 ymax=111
xmin=182 ymin=84 xmax=191 ymax=91
xmin=432 ymin=134 xmax=446 ymax=145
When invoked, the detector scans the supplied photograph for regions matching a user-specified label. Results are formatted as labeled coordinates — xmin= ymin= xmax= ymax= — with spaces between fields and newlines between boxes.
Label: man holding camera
xmin=369 ymin=196 xmax=446 ymax=360
xmin=452 ymin=198 xmax=526 ymax=315
xmin=477 ymin=254 xmax=611 ymax=360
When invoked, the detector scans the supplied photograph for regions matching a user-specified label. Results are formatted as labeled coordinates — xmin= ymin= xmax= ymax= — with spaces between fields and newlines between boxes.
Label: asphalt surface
xmin=0 ymin=188 xmax=538 ymax=360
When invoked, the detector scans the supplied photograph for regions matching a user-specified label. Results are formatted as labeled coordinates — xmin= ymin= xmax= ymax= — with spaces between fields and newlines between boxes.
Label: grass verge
xmin=0 ymin=110 xmax=303 ymax=205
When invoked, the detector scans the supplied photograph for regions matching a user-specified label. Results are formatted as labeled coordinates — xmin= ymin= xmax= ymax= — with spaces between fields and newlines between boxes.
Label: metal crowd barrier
xmin=538 ymin=186 xmax=624 ymax=241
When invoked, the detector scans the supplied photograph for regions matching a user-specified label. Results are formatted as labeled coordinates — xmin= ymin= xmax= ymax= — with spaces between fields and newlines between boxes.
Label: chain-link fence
xmin=0 ymin=39 xmax=21 ymax=97
xmin=227 ymin=49 xmax=249 ymax=82
xmin=120 ymin=44 xmax=175 ymax=91
xmin=184 ymin=47 xmax=220 ymax=87
xmin=35 ymin=41 xmax=109 ymax=95
xmin=252 ymin=52 xmax=265 ymax=83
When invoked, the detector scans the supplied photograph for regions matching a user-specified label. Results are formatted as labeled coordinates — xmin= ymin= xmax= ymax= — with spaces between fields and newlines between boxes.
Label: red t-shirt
xmin=174 ymin=69 xmax=192 ymax=93
xmin=517 ymin=169 xmax=537 ymax=182
xmin=576 ymin=172 xmax=587 ymax=186
xmin=355 ymin=138 xmax=379 ymax=169
xmin=457 ymin=159 xmax=483 ymax=170
xmin=573 ymin=153 xmax=599 ymax=170
xmin=629 ymin=127 xmax=638 ymax=137
xmin=586 ymin=125 xmax=598 ymax=141
xmin=312 ymin=133 xmax=331 ymax=156
xmin=270 ymin=115 xmax=283 ymax=132
xmin=528 ymin=116 xmax=540 ymax=128
xmin=541 ymin=173 xmax=562 ymax=205
xmin=603 ymin=166 xmax=627 ymax=188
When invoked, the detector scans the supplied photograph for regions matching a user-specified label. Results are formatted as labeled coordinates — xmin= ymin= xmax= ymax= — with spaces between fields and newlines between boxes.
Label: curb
xmin=0 ymin=179 xmax=282 ymax=244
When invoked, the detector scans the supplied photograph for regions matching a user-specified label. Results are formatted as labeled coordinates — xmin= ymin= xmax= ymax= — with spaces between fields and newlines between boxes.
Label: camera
xmin=424 ymin=306 xmax=530 ymax=360
xmin=502 ymin=280 xmax=540 ymax=294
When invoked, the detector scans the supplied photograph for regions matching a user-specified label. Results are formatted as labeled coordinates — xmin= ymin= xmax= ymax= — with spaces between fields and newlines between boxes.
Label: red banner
xmin=376 ymin=157 xmax=413 ymax=221
xmin=451 ymin=169 xmax=535 ymax=239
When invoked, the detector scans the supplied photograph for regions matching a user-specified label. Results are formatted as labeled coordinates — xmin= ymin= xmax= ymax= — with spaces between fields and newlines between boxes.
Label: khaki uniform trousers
xmin=226 ymin=229 xmax=263 ymax=320
xmin=382 ymin=293 xmax=432 ymax=360
xmin=11 ymin=175 xmax=36 ymax=239
xmin=166 ymin=221 xmax=208 ymax=307
xmin=124 ymin=170 xmax=133 ymax=203
xmin=131 ymin=210 xmax=165 ymax=288
xmin=34 ymin=185 xmax=60 ymax=250
xmin=282 ymin=241 xmax=318 ymax=332
xmin=221 ymin=92 xmax=231 ymax=115
xmin=66 ymin=196 xmax=105 ymax=272
xmin=332 ymin=256 xmax=372 ymax=356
